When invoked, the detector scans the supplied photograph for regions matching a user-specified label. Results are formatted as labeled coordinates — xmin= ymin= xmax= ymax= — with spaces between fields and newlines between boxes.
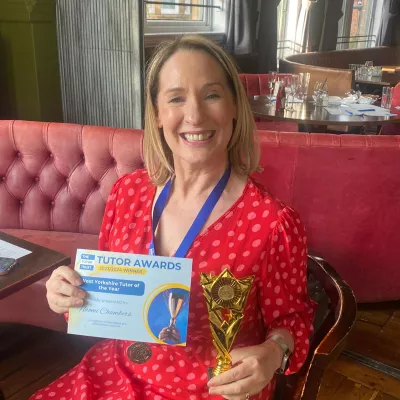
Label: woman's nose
xmin=184 ymin=97 xmax=205 ymax=126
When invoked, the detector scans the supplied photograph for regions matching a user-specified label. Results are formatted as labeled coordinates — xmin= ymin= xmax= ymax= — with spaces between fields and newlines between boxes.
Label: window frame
xmin=144 ymin=1 xmax=226 ymax=47
xmin=144 ymin=1 xmax=213 ymax=35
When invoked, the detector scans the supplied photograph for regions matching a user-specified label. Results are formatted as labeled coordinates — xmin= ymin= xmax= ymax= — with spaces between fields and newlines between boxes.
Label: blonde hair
xmin=144 ymin=34 xmax=260 ymax=185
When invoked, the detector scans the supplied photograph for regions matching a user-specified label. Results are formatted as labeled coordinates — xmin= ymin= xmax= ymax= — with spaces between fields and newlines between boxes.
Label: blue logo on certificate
xmin=68 ymin=249 xmax=192 ymax=345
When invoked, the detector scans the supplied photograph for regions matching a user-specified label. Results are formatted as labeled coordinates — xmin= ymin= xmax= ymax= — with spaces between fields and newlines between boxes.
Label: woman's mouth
xmin=180 ymin=131 xmax=215 ymax=143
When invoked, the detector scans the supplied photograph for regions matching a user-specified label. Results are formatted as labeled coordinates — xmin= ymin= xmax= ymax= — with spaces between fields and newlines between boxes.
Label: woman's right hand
xmin=46 ymin=266 xmax=87 ymax=314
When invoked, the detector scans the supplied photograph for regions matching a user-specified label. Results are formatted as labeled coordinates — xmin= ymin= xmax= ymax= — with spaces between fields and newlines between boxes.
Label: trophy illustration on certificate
xmin=200 ymin=269 xmax=254 ymax=377
xmin=158 ymin=291 xmax=187 ymax=344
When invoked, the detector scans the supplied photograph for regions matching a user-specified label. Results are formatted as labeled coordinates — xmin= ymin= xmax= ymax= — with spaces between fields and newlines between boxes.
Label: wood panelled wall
xmin=56 ymin=0 xmax=144 ymax=129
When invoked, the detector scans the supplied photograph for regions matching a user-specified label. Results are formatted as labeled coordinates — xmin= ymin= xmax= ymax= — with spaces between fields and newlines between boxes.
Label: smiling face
xmin=156 ymin=49 xmax=237 ymax=170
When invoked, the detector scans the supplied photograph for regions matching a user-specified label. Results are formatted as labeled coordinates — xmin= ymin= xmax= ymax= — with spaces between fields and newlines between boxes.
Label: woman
xmin=34 ymin=35 xmax=315 ymax=400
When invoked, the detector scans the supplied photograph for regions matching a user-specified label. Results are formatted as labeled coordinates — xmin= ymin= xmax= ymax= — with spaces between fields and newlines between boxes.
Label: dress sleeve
xmin=98 ymin=176 xmax=125 ymax=251
xmin=259 ymin=207 xmax=316 ymax=375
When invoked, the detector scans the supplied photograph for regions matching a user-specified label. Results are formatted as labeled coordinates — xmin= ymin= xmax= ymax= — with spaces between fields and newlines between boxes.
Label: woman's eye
xmin=169 ymin=97 xmax=184 ymax=103
xmin=206 ymin=93 xmax=220 ymax=100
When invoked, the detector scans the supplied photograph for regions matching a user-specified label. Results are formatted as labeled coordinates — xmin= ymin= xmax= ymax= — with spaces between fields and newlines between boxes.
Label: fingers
xmin=46 ymin=265 xmax=87 ymax=314
xmin=47 ymin=277 xmax=86 ymax=299
xmin=208 ymin=375 xmax=255 ymax=398
xmin=208 ymin=362 xmax=250 ymax=387
xmin=47 ymin=292 xmax=84 ymax=314
xmin=208 ymin=356 xmax=267 ymax=398
xmin=52 ymin=265 xmax=83 ymax=285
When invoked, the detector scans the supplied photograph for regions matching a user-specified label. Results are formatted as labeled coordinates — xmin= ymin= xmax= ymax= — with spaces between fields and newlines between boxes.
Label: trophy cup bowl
xmin=200 ymin=269 xmax=254 ymax=378
xmin=158 ymin=291 xmax=186 ymax=344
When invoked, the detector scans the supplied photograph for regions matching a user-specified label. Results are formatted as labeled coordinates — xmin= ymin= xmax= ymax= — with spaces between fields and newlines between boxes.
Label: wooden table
xmin=0 ymin=232 xmax=70 ymax=399
xmin=249 ymin=96 xmax=400 ymax=132
xmin=0 ymin=232 xmax=70 ymax=300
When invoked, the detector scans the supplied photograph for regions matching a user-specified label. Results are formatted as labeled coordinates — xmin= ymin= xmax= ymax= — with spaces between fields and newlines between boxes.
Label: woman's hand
xmin=207 ymin=339 xmax=283 ymax=399
xmin=46 ymin=265 xmax=87 ymax=314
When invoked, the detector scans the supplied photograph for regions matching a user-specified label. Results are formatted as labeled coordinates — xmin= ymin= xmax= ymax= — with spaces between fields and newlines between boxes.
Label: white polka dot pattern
xmin=30 ymin=170 xmax=315 ymax=400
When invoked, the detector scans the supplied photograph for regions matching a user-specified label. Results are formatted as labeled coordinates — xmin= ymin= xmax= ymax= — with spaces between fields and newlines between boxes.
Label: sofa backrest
xmin=1 ymin=120 xmax=400 ymax=302
xmin=284 ymin=46 xmax=400 ymax=70
xmin=254 ymin=132 xmax=400 ymax=303
xmin=0 ymin=120 xmax=144 ymax=235
xmin=279 ymin=58 xmax=353 ymax=98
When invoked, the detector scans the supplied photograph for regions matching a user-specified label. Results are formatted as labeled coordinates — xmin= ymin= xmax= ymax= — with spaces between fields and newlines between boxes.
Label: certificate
xmin=68 ymin=249 xmax=192 ymax=345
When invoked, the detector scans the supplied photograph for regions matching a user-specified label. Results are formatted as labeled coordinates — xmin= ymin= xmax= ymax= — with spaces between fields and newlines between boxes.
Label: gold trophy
xmin=158 ymin=291 xmax=186 ymax=344
xmin=200 ymin=269 xmax=254 ymax=377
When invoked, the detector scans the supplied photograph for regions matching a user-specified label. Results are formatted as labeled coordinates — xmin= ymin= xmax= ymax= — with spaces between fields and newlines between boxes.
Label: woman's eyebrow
xmin=164 ymin=87 xmax=184 ymax=95
xmin=164 ymin=82 xmax=224 ymax=95
xmin=203 ymin=82 xmax=224 ymax=89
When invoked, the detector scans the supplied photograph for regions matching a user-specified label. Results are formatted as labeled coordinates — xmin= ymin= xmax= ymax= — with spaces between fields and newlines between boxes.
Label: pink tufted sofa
xmin=1 ymin=120 xmax=400 ymax=333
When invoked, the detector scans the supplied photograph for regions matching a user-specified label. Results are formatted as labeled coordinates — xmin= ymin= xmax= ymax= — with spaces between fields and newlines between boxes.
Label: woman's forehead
xmin=158 ymin=50 xmax=227 ymax=90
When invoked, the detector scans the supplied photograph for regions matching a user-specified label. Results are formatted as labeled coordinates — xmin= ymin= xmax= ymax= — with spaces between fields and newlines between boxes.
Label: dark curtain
xmin=256 ymin=0 xmax=280 ymax=72
xmin=308 ymin=0 xmax=344 ymax=52
xmin=376 ymin=0 xmax=400 ymax=46
xmin=225 ymin=0 xmax=280 ymax=72
xmin=225 ymin=0 xmax=257 ymax=55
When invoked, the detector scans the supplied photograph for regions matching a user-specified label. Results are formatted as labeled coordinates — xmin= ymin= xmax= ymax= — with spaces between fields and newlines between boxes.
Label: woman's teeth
xmin=183 ymin=132 xmax=213 ymax=142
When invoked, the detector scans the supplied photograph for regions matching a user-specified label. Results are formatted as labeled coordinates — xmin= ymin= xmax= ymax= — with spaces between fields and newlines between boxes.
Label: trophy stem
xmin=213 ymin=360 xmax=232 ymax=376
xmin=211 ymin=356 xmax=232 ymax=377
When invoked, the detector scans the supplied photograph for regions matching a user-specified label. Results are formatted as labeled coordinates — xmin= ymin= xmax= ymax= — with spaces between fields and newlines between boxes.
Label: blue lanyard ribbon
xmin=149 ymin=167 xmax=231 ymax=258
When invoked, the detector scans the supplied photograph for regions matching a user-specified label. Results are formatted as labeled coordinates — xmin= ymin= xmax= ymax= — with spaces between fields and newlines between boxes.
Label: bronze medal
xmin=126 ymin=342 xmax=152 ymax=364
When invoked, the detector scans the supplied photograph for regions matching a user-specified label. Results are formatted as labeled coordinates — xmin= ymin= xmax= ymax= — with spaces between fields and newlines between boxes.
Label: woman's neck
xmin=171 ymin=157 xmax=229 ymax=202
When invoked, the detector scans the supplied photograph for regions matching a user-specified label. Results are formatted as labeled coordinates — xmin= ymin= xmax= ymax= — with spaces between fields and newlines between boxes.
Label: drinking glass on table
xmin=285 ymin=75 xmax=298 ymax=111
xmin=298 ymin=72 xmax=310 ymax=102
xmin=365 ymin=61 xmax=373 ymax=78
xmin=268 ymin=71 xmax=277 ymax=105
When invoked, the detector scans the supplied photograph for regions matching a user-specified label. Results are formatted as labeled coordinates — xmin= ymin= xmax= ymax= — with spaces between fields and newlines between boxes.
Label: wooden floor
xmin=0 ymin=303 xmax=399 ymax=399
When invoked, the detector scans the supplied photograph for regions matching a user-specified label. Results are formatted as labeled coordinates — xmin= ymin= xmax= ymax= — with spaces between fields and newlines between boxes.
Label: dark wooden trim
xmin=342 ymin=350 xmax=400 ymax=381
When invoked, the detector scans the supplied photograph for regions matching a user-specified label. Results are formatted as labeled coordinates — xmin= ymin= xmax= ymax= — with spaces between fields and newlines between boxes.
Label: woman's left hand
xmin=207 ymin=339 xmax=283 ymax=399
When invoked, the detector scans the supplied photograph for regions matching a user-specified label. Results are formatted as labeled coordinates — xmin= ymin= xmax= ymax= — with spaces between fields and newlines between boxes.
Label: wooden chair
xmin=274 ymin=254 xmax=357 ymax=400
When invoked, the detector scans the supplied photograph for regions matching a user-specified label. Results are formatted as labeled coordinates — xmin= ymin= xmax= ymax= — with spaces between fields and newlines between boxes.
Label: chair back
xmin=239 ymin=73 xmax=291 ymax=97
xmin=239 ymin=74 xmax=299 ymax=132
xmin=274 ymin=255 xmax=357 ymax=400
xmin=391 ymin=82 xmax=400 ymax=108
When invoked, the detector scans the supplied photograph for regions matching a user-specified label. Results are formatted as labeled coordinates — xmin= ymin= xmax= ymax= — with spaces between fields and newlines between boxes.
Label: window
xmin=277 ymin=0 xmax=309 ymax=59
xmin=144 ymin=1 xmax=226 ymax=46
xmin=337 ymin=0 xmax=384 ymax=49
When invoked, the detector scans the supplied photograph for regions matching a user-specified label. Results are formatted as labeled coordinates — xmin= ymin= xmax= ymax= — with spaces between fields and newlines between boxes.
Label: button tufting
xmin=35 ymin=177 xmax=39 ymax=182
xmin=51 ymin=201 xmax=55 ymax=206
xmin=20 ymin=200 xmax=23 ymax=205
xmin=17 ymin=152 xmax=21 ymax=157
xmin=49 ymin=153 xmax=53 ymax=158
xmin=81 ymin=203 xmax=85 ymax=209
xmin=1 ymin=177 xmax=5 ymax=181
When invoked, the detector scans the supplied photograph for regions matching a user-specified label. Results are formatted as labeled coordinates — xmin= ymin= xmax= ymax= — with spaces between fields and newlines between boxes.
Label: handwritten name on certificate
xmin=68 ymin=249 xmax=192 ymax=345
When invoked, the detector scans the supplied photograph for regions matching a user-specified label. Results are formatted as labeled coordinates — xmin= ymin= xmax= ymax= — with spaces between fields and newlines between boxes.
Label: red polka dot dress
xmin=31 ymin=169 xmax=315 ymax=400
